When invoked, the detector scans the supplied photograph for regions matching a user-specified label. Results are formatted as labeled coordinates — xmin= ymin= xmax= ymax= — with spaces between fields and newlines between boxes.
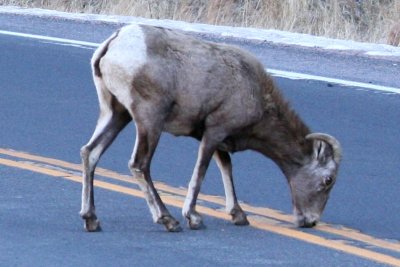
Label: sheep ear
xmin=311 ymin=140 xmax=330 ymax=164
xmin=306 ymin=133 xmax=342 ymax=164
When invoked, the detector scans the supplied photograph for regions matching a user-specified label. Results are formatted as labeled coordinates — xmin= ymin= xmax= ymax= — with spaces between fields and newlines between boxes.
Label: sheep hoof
xmin=231 ymin=208 xmax=249 ymax=226
xmin=158 ymin=215 xmax=182 ymax=232
xmin=84 ymin=218 xmax=101 ymax=232
xmin=187 ymin=212 xmax=205 ymax=230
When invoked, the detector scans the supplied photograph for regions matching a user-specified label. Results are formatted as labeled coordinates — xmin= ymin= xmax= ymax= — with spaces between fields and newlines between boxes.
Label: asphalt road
xmin=1 ymin=12 xmax=400 ymax=267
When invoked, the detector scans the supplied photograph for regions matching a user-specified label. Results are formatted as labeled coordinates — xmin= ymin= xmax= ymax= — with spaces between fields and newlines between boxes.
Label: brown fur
xmin=80 ymin=24 xmax=341 ymax=232
xmin=254 ymin=73 xmax=312 ymax=168
xmin=137 ymin=25 xmax=312 ymax=162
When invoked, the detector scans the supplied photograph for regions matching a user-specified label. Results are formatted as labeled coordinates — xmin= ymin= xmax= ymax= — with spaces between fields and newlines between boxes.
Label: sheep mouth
xmin=294 ymin=213 xmax=319 ymax=228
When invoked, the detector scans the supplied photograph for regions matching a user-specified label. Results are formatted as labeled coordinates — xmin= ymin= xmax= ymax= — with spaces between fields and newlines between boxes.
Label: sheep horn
xmin=306 ymin=133 xmax=342 ymax=163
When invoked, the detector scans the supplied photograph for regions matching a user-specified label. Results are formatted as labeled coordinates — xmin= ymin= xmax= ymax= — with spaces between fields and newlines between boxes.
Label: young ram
xmin=80 ymin=24 xmax=342 ymax=232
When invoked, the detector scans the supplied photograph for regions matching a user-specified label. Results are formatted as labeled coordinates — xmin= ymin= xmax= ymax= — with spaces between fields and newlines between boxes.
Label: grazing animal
xmin=80 ymin=24 xmax=342 ymax=232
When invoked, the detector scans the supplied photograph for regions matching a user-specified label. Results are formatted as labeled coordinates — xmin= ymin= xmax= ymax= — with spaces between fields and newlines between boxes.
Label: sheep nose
xmin=295 ymin=214 xmax=319 ymax=228
xmin=301 ymin=220 xmax=317 ymax=228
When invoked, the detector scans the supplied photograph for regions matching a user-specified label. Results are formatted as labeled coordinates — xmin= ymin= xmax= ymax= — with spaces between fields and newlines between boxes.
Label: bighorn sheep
xmin=80 ymin=24 xmax=342 ymax=232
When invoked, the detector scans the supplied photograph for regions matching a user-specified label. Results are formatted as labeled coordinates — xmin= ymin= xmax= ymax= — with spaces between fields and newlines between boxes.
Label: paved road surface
xmin=0 ymin=12 xmax=400 ymax=266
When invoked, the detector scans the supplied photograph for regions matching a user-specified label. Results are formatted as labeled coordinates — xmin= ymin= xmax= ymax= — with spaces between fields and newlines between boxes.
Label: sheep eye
xmin=324 ymin=176 xmax=333 ymax=186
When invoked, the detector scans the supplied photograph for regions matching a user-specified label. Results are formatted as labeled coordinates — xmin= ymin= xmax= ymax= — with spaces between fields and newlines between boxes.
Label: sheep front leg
xmin=182 ymin=135 xmax=218 ymax=230
xmin=214 ymin=150 xmax=249 ymax=226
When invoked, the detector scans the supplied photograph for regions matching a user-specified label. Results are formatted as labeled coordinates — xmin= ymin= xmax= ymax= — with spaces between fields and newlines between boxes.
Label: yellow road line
xmin=0 ymin=158 xmax=400 ymax=266
xmin=1 ymin=148 xmax=400 ymax=255
xmin=1 ymin=157 xmax=400 ymax=266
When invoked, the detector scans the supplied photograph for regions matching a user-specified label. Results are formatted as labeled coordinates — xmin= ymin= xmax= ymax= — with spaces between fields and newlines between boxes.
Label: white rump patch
xmin=100 ymin=24 xmax=148 ymax=109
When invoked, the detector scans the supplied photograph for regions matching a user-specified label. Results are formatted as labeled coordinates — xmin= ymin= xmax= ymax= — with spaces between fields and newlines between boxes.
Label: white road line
xmin=0 ymin=29 xmax=98 ymax=47
xmin=268 ymin=69 xmax=400 ymax=94
xmin=1 ymin=29 xmax=399 ymax=94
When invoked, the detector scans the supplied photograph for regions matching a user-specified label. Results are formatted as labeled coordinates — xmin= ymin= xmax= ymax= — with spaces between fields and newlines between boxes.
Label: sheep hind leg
xmin=129 ymin=123 xmax=181 ymax=232
xmin=214 ymin=150 xmax=249 ymax=226
xmin=80 ymin=108 xmax=131 ymax=232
